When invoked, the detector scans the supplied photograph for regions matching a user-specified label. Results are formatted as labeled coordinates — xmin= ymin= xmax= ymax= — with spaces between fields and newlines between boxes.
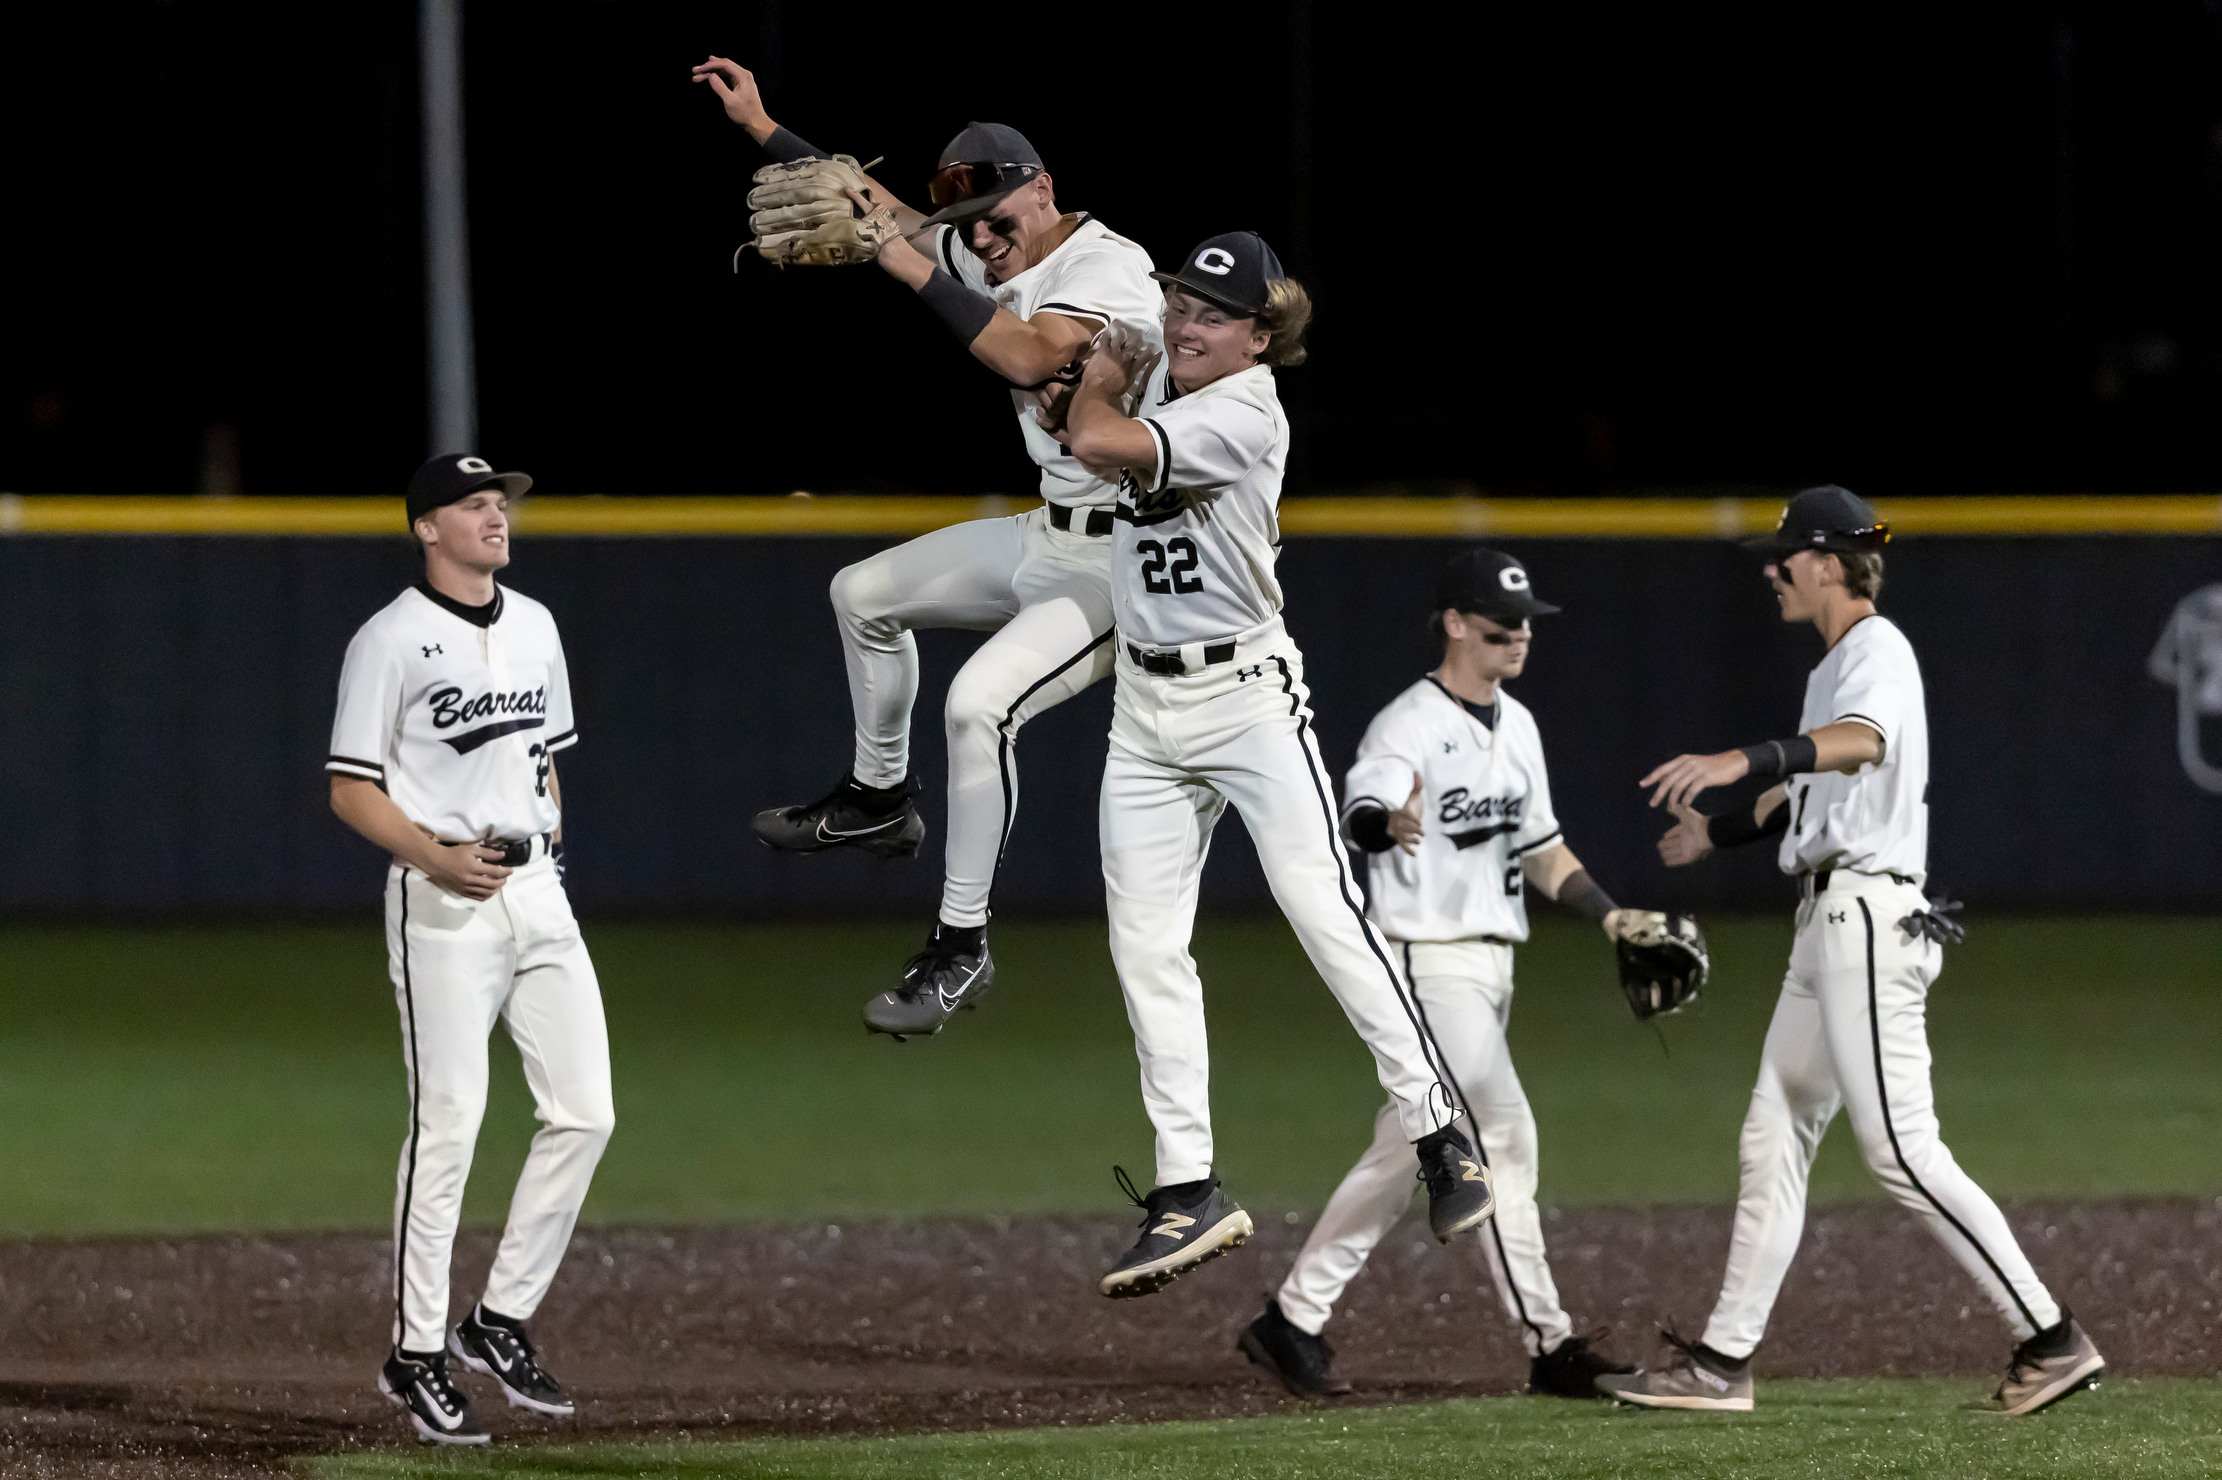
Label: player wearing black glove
xmin=1247 ymin=551 xmax=1658 ymax=1404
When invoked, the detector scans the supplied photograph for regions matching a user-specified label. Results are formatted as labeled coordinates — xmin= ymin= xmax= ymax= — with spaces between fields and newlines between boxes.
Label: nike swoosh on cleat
xmin=815 ymin=816 xmax=903 ymax=841
xmin=936 ymin=961 xmax=985 ymax=1013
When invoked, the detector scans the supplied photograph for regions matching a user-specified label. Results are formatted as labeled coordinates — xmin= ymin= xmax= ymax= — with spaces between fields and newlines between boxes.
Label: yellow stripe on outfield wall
xmin=1 ymin=493 xmax=2218 ymax=538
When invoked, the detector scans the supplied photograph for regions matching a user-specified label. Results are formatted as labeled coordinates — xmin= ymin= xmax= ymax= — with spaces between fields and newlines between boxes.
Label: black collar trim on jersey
xmin=1426 ymin=675 xmax=1497 ymax=731
xmin=414 ymin=580 xmax=503 ymax=628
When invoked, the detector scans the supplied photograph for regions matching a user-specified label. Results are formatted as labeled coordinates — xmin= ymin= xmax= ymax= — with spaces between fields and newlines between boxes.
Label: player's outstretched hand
xmin=423 ymin=843 xmax=513 ymax=902
xmin=1387 ymin=771 xmax=1425 ymax=854
xmin=693 ymin=56 xmax=771 ymax=133
xmin=1657 ymin=800 xmax=1714 ymax=867
xmin=1640 ymin=748 xmax=1749 ymax=811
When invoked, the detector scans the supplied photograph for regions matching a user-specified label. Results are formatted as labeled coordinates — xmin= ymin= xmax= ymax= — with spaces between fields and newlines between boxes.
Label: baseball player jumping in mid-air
xmin=1598 ymin=485 xmax=2104 ymax=1416
xmin=328 ymin=455 xmax=614 ymax=1445
xmin=694 ymin=57 xmax=1162 ymax=1039
xmin=1056 ymin=232 xmax=1493 ymax=1299
xmin=1245 ymin=550 xmax=1672 ymax=1400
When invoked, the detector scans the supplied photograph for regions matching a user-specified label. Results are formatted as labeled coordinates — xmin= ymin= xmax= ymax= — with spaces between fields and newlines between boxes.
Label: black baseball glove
xmin=1897 ymin=895 xmax=1965 ymax=946
xmin=1614 ymin=911 xmax=1709 ymax=1021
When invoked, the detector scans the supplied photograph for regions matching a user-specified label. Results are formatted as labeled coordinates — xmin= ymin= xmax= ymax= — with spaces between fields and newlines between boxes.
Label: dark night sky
xmin=6 ymin=2 xmax=2221 ymax=497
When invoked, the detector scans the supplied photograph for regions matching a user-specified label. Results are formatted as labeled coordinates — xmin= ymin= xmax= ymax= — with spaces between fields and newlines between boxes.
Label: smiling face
xmin=416 ymin=489 xmax=512 ymax=573
xmin=1442 ymin=608 xmax=1533 ymax=681
xmin=1163 ymin=287 xmax=1271 ymax=392
xmin=962 ymin=175 xmax=1063 ymax=284
xmin=1764 ymin=548 xmax=1836 ymax=622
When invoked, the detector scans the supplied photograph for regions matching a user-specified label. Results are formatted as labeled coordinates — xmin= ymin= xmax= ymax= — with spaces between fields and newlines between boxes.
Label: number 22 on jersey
xmin=1137 ymin=537 xmax=1204 ymax=595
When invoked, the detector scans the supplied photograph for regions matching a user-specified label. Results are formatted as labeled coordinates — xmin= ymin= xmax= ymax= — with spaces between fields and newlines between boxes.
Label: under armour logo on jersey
xmin=422 ymin=643 xmax=443 ymax=657
xmin=1152 ymin=1211 xmax=1195 ymax=1240
xmin=1194 ymin=248 xmax=1235 ymax=275
xmin=1829 ymin=911 xmax=1847 ymax=924
xmin=1442 ymin=739 xmax=1458 ymax=753
xmin=1236 ymin=665 xmax=1263 ymax=681
xmin=455 ymin=455 xmax=494 ymax=474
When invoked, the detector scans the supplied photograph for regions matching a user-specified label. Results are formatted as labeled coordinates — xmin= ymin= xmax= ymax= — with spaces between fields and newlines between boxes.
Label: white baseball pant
xmin=1277 ymin=939 xmax=1575 ymax=1355
xmin=830 ymin=506 xmax=1115 ymax=929
xmin=386 ymin=844 xmax=614 ymax=1354
xmin=1700 ymin=873 xmax=2061 ymax=1358
xmin=1099 ymin=619 xmax=1457 ymax=1187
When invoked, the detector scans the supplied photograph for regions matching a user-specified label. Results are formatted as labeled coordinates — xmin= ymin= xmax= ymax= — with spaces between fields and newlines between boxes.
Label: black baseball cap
xmin=1152 ymin=231 xmax=1284 ymax=316
xmin=923 ymin=122 xmax=1045 ymax=228
xmin=1745 ymin=484 xmax=1890 ymax=557
xmin=405 ymin=453 xmax=532 ymax=530
xmin=1435 ymin=549 xmax=1560 ymax=621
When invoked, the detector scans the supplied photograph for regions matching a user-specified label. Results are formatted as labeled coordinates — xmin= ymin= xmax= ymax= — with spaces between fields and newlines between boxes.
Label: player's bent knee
xmin=828 ymin=560 xmax=879 ymax=622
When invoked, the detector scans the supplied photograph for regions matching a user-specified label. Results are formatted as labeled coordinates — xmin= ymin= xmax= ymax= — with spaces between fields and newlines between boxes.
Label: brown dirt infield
xmin=2 ymin=1200 xmax=2215 ymax=1477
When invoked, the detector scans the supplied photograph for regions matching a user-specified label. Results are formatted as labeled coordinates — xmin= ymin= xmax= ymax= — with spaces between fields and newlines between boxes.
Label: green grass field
xmin=298 ymin=1379 xmax=2222 ymax=1480
xmin=0 ymin=914 xmax=2216 ymax=1236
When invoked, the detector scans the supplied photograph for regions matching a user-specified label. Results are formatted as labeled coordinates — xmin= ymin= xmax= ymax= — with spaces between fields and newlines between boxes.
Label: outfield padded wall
xmin=0 ymin=533 xmax=2216 ymax=914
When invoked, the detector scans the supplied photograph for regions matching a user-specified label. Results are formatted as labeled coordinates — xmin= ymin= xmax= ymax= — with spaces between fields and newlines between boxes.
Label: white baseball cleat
xmin=1596 ymin=1330 xmax=1755 ymax=1412
xmin=1990 ymin=1313 xmax=2105 ymax=1416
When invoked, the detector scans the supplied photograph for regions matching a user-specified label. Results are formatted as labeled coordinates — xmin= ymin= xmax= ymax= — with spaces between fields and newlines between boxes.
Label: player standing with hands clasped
xmin=1057 ymin=233 xmax=1493 ymax=1300
xmin=694 ymin=57 xmax=1162 ymax=1039
xmin=328 ymin=456 xmax=614 ymax=1445
xmin=1599 ymin=485 xmax=2103 ymax=1416
xmin=1245 ymin=550 xmax=1699 ymax=1399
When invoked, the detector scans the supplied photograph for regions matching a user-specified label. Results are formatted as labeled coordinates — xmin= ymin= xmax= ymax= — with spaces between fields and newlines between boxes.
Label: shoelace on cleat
xmin=896 ymin=936 xmax=965 ymax=1003
xmin=413 ymin=1357 xmax=469 ymax=1414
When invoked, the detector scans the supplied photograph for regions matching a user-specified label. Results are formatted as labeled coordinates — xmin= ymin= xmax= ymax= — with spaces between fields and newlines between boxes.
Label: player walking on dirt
xmin=1243 ymin=550 xmax=1649 ymax=1399
xmin=695 ymin=57 xmax=1161 ymax=1040
xmin=1601 ymin=485 xmax=2104 ymax=1416
xmin=328 ymin=455 xmax=613 ymax=1445
xmin=1056 ymin=233 xmax=1493 ymax=1300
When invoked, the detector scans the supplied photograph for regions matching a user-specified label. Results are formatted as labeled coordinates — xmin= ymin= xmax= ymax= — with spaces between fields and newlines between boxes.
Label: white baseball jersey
xmin=1778 ymin=614 xmax=1928 ymax=879
xmin=932 ymin=214 xmax=1162 ymax=510
xmin=1109 ymin=361 xmax=1289 ymax=649
xmin=1342 ymin=679 xmax=1563 ymax=943
xmin=327 ymin=583 xmax=578 ymax=841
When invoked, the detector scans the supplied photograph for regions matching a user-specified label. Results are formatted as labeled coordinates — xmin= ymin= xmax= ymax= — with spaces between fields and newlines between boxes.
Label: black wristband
xmin=760 ymin=126 xmax=826 ymax=164
xmin=1557 ymin=869 xmax=1618 ymax=925
xmin=1738 ymin=734 xmax=1819 ymax=780
xmin=1707 ymin=803 xmax=1791 ymax=849
xmin=916 ymin=267 xmax=998 ymax=347
xmin=1343 ymin=806 xmax=1394 ymax=855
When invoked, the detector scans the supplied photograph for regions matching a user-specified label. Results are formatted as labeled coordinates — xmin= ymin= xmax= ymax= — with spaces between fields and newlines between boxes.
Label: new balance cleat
xmin=1099 ymin=1168 xmax=1253 ymax=1298
xmin=864 ymin=925 xmax=994 ymax=1039
xmin=1597 ymin=1329 xmax=1755 ymax=1411
xmin=1238 ymin=1296 xmax=1352 ymax=1397
xmin=1416 ymin=1125 xmax=1494 ymax=1241
xmin=1990 ymin=1312 xmax=2104 ymax=1416
xmin=379 ymin=1348 xmax=491 ymax=1445
xmin=1530 ymin=1330 xmax=1635 ymax=1398
xmin=450 ymin=1302 xmax=575 ymax=1418
xmin=753 ymin=772 xmax=925 ymax=860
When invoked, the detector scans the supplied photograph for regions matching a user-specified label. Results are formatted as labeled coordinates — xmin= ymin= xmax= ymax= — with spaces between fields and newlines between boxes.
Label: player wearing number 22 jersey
xmin=1060 ymin=232 xmax=1489 ymax=1303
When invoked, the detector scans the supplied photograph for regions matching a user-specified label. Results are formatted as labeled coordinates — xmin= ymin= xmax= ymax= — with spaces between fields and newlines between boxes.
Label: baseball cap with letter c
xmin=405 ymin=453 xmax=533 ymax=530
xmin=1744 ymin=484 xmax=1889 ymax=557
xmin=1434 ymin=548 xmax=1560 ymax=621
xmin=1151 ymin=231 xmax=1285 ymax=316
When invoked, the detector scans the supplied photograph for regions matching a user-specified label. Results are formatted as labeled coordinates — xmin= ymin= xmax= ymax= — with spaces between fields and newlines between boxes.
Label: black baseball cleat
xmin=1415 ymin=1125 xmax=1495 ymax=1241
xmin=449 ymin=1302 xmax=576 ymax=1417
xmin=1530 ymin=1331 xmax=1636 ymax=1398
xmin=1099 ymin=1168 xmax=1254 ymax=1298
xmin=753 ymin=772 xmax=925 ymax=860
xmin=864 ymin=925 xmax=995 ymax=1039
xmin=1238 ymin=1296 xmax=1352 ymax=1397
xmin=378 ymin=1348 xmax=490 ymax=1445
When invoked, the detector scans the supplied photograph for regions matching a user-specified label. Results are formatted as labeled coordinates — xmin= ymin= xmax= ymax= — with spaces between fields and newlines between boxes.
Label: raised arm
xmin=866 ymin=230 xmax=1101 ymax=384
xmin=1057 ymin=329 xmax=1161 ymax=475
xmin=692 ymin=55 xmax=928 ymax=231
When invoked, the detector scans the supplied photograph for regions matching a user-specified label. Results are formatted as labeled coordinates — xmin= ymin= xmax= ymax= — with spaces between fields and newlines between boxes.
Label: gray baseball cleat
xmin=1596 ymin=1329 xmax=1755 ymax=1411
xmin=863 ymin=926 xmax=994 ymax=1039
xmin=1099 ymin=1168 xmax=1254 ymax=1298
xmin=449 ymin=1302 xmax=575 ymax=1417
xmin=379 ymin=1348 xmax=491 ymax=1445
xmin=1990 ymin=1312 xmax=2104 ymax=1415
xmin=1415 ymin=1124 xmax=1495 ymax=1241
xmin=753 ymin=772 xmax=925 ymax=860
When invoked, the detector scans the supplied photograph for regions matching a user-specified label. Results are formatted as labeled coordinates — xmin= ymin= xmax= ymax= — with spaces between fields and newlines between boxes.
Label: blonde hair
xmin=1256 ymin=278 xmax=1313 ymax=367
xmin=1837 ymin=551 xmax=1884 ymax=601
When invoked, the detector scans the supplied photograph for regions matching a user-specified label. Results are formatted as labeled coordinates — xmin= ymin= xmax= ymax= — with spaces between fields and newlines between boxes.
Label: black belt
xmin=1126 ymin=641 xmax=1236 ymax=676
xmin=1807 ymin=866 xmax=1914 ymax=894
xmin=446 ymin=834 xmax=548 ymax=867
xmin=1048 ymin=503 xmax=1114 ymax=537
